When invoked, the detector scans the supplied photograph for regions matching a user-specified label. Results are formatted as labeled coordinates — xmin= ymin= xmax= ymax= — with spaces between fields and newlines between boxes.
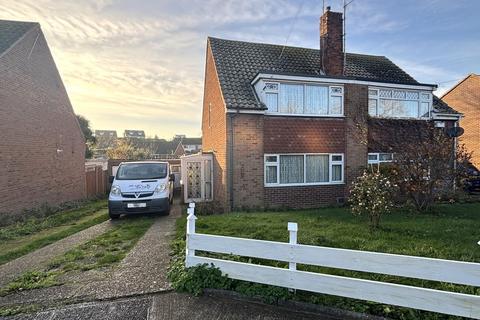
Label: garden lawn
xmin=0 ymin=199 xmax=108 ymax=265
xmin=173 ymin=203 xmax=480 ymax=319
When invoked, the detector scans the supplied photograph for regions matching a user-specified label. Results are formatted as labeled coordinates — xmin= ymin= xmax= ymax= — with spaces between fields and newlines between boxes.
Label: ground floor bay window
xmin=264 ymin=153 xmax=344 ymax=186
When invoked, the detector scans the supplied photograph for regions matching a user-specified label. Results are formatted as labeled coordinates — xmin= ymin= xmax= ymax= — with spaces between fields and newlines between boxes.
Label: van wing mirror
xmin=169 ymin=173 xmax=175 ymax=182
xmin=109 ymin=176 xmax=115 ymax=184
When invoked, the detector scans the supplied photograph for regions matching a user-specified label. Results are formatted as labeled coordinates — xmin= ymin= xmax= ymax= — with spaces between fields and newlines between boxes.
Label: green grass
xmin=173 ymin=203 xmax=480 ymax=319
xmin=47 ymin=215 xmax=154 ymax=272
xmin=0 ymin=200 xmax=108 ymax=265
xmin=0 ymin=215 xmax=155 ymax=296
xmin=0 ymin=304 xmax=40 ymax=317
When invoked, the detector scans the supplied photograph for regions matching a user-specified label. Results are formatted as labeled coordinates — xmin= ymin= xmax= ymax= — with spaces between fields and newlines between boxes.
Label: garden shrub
xmin=349 ymin=171 xmax=396 ymax=229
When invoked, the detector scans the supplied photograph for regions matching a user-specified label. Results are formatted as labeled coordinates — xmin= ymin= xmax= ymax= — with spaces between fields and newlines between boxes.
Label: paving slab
xmin=2 ymin=292 xmax=348 ymax=320
xmin=2 ymin=296 xmax=152 ymax=320
xmin=148 ymin=292 xmax=341 ymax=320
xmin=0 ymin=221 xmax=113 ymax=287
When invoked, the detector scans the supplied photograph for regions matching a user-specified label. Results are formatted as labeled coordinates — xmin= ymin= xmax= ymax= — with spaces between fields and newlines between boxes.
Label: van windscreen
xmin=116 ymin=163 xmax=167 ymax=180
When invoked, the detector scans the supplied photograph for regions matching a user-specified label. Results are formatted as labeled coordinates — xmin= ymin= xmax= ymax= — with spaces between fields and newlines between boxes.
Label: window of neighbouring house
xmin=368 ymin=88 xmax=432 ymax=119
xmin=262 ymin=82 xmax=343 ymax=116
xmin=264 ymin=153 xmax=344 ymax=186
xmin=368 ymin=153 xmax=394 ymax=164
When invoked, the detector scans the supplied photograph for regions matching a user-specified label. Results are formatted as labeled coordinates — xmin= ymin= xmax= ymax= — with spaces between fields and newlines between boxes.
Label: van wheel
xmin=109 ymin=211 xmax=120 ymax=220
xmin=164 ymin=204 xmax=171 ymax=216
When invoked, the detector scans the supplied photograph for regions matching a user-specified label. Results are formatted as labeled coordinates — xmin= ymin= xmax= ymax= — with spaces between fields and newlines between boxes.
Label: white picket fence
xmin=184 ymin=204 xmax=480 ymax=319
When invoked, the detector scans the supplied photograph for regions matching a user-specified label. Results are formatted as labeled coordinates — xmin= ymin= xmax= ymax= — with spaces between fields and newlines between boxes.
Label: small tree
xmin=391 ymin=125 xmax=471 ymax=212
xmin=350 ymin=171 xmax=396 ymax=229
xmin=106 ymin=138 xmax=153 ymax=160
xmin=76 ymin=114 xmax=96 ymax=158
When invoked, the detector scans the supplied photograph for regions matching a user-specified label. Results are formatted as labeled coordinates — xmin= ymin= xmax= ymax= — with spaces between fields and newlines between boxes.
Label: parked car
xmin=108 ymin=161 xmax=175 ymax=219
xmin=464 ymin=165 xmax=480 ymax=193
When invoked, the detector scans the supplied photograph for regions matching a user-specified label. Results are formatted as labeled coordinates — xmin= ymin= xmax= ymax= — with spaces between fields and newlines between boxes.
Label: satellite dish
xmin=446 ymin=127 xmax=464 ymax=138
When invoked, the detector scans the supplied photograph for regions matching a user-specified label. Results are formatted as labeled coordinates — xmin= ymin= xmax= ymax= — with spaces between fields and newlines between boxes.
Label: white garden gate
xmin=180 ymin=153 xmax=213 ymax=203
xmin=185 ymin=205 xmax=480 ymax=319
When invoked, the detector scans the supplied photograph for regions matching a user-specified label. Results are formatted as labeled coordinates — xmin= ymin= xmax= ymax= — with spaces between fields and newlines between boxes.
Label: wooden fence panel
xmin=85 ymin=164 xmax=107 ymax=197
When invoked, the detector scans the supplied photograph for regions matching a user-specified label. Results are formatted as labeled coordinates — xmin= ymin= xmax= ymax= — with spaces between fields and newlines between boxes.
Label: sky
xmin=1 ymin=0 xmax=479 ymax=139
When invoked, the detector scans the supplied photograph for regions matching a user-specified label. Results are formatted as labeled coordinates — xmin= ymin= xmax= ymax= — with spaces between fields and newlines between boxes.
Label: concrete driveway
xmin=1 ymin=199 xmax=365 ymax=320
xmin=4 ymin=292 xmax=348 ymax=320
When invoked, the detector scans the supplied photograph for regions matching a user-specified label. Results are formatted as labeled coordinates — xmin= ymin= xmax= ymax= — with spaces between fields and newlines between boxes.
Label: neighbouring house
xmin=201 ymin=7 xmax=460 ymax=211
xmin=124 ymin=129 xmax=145 ymax=139
xmin=93 ymin=130 xmax=117 ymax=157
xmin=441 ymin=74 xmax=480 ymax=168
xmin=174 ymin=137 xmax=202 ymax=156
xmin=0 ymin=20 xmax=86 ymax=216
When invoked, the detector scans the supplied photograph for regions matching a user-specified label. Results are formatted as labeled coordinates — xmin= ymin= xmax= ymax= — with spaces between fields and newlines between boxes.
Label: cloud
xmin=1 ymin=0 xmax=477 ymax=138
xmin=0 ymin=0 xmax=326 ymax=138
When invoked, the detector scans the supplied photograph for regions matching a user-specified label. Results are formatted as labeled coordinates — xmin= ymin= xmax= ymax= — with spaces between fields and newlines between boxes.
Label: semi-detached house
xmin=201 ymin=7 xmax=460 ymax=211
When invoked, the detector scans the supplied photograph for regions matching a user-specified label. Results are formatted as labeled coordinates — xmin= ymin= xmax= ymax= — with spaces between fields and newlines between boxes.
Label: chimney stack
xmin=320 ymin=6 xmax=344 ymax=76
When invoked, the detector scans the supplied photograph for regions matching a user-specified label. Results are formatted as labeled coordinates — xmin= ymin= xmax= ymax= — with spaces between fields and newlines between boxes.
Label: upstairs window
xmin=368 ymin=88 xmax=431 ymax=119
xmin=263 ymin=82 xmax=343 ymax=116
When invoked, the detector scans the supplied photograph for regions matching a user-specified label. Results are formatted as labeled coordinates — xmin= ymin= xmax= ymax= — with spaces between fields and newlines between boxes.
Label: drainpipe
xmin=228 ymin=109 xmax=239 ymax=211
xmin=453 ymin=120 xmax=458 ymax=191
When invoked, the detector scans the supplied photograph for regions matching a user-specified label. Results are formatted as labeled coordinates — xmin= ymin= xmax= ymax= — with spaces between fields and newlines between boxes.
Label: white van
xmin=108 ymin=161 xmax=174 ymax=219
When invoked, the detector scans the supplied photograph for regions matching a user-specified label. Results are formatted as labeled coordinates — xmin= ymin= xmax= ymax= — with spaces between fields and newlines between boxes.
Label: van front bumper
xmin=108 ymin=197 xmax=170 ymax=215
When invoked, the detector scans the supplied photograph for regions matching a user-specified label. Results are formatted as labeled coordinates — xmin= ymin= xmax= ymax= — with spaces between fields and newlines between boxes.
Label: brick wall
xmin=264 ymin=117 xmax=345 ymax=153
xmin=231 ymin=114 xmax=264 ymax=209
xmin=344 ymin=84 xmax=368 ymax=194
xmin=0 ymin=26 xmax=86 ymax=216
xmin=442 ymin=75 xmax=480 ymax=168
xmin=265 ymin=184 xmax=345 ymax=209
xmin=201 ymin=41 xmax=229 ymax=210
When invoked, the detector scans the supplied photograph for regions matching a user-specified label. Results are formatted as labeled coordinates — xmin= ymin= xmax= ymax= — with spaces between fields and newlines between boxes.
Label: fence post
xmin=288 ymin=222 xmax=298 ymax=292
xmin=288 ymin=222 xmax=298 ymax=271
xmin=185 ymin=203 xmax=197 ymax=267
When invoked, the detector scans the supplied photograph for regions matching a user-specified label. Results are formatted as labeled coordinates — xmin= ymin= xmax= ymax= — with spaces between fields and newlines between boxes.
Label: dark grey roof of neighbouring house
xmin=208 ymin=37 xmax=437 ymax=111
xmin=180 ymin=137 xmax=202 ymax=145
xmin=432 ymin=96 xmax=459 ymax=114
xmin=0 ymin=20 xmax=37 ymax=55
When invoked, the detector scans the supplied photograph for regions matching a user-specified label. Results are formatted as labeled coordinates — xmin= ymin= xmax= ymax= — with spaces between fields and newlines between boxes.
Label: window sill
xmin=369 ymin=115 xmax=431 ymax=120
xmin=265 ymin=113 xmax=345 ymax=118
xmin=265 ymin=182 xmax=345 ymax=188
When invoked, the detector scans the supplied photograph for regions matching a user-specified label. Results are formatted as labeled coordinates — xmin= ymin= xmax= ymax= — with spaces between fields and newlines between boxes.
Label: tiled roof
xmin=0 ymin=20 xmax=37 ymax=55
xmin=209 ymin=37 xmax=428 ymax=110
xmin=180 ymin=137 xmax=202 ymax=145
xmin=432 ymin=95 xmax=459 ymax=114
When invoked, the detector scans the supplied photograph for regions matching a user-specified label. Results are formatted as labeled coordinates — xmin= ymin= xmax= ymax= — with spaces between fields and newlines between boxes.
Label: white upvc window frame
xmin=368 ymin=87 xmax=432 ymax=120
xmin=261 ymin=81 xmax=344 ymax=117
xmin=368 ymin=152 xmax=394 ymax=164
xmin=264 ymin=153 xmax=344 ymax=187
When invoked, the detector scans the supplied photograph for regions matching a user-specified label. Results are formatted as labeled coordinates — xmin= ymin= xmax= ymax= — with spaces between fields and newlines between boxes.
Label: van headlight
xmin=110 ymin=185 xmax=121 ymax=196
xmin=154 ymin=183 xmax=167 ymax=194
